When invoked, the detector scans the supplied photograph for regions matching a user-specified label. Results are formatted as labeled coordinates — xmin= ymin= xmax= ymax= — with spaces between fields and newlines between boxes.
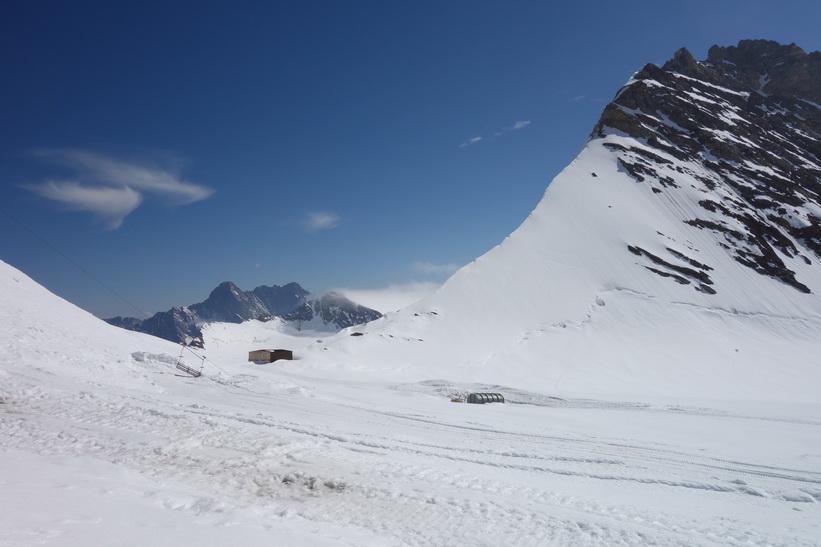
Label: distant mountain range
xmin=105 ymin=281 xmax=381 ymax=344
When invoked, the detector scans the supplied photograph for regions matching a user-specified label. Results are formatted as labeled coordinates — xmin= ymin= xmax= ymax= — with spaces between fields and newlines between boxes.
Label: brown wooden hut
xmin=248 ymin=349 xmax=293 ymax=363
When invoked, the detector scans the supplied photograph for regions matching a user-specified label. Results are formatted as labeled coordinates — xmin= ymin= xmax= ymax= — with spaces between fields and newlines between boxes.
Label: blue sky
xmin=3 ymin=1 xmax=821 ymax=317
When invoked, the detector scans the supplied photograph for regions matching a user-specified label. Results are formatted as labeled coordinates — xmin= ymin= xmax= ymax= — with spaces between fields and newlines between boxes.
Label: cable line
xmin=2 ymin=206 xmax=235 ymax=382
xmin=0 ymin=206 xmax=150 ymax=318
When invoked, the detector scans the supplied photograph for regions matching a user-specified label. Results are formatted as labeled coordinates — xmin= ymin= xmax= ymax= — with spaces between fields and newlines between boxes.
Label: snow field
xmin=3 ymin=348 xmax=820 ymax=546
xmin=3 ymin=119 xmax=821 ymax=545
xmin=0 ymin=259 xmax=818 ymax=546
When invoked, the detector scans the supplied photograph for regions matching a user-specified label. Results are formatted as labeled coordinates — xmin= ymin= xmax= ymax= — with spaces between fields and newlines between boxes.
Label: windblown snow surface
xmin=4 ymin=92 xmax=821 ymax=544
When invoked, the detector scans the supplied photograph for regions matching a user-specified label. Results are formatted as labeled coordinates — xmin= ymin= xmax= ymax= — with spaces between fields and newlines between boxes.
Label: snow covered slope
xmin=313 ymin=40 xmax=821 ymax=402
xmin=0 ymin=260 xmax=184 ymax=391
xmin=3 ymin=258 xmax=821 ymax=546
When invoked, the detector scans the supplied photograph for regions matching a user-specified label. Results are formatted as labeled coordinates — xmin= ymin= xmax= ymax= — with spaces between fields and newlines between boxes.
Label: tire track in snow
xmin=328 ymin=403 xmax=821 ymax=486
xmin=3 ymin=371 xmax=819 ymax=546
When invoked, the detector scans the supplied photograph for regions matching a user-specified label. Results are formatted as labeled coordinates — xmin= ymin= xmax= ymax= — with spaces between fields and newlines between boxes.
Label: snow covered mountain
xmin=594 ymin=40 xmax=821 ymax=293
xmin=316 ymin=40 xmax=821 ymax=402
xmin=280 ymin=291 xmax=384 ymax=332
xmin=106 ymin=281 xmax=382 ymax=343
xmin=3 ymin=40 xmax=821 ymax=545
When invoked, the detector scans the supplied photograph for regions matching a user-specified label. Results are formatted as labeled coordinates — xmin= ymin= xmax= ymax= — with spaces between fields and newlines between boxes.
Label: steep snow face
xmin=0 ymin=260 xmax=183 ymax=391
xmin=316 ymin=42 xmax=821 ymax=402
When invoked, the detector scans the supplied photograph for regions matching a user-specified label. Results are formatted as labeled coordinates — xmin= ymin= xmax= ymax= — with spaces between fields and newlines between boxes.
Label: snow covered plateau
xmin=3 ymin=40 xmax=821 ymax=545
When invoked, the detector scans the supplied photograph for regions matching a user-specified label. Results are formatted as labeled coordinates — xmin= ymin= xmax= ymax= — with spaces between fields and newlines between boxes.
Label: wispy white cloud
xmin=494 ymin=120 xmax=532 ymax=136
xmin=413 ymin=261 xmax=461 ymax=275
xmin=304 ymin=211 xmax=341 ymax=231
xmin=459 ymin=136 xmax=483 ymax=148
xmin=335 ymin=281 xmax=441 ymax=313
xmin=34 ymin=180 xmax=143 ymax=230
xmin=26 ymin=149 xmax=214 ymax=229
xmin=461 ymin=120 xmax=532 ymax=147
xmin=333 ymin=261 xmax=462 ymax=313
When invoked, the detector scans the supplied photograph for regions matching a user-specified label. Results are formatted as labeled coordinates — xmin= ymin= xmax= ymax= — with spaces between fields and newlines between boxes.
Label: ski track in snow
xmin=3 ymin=354 xmax=821 ymax=546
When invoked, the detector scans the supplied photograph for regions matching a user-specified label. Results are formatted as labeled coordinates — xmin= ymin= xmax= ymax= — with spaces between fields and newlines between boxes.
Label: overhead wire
xmin=1 ymin=205 xmax=235 ymax=381
xmin=180 ymin=343 xmax=232 ymax=377
xmin=0 ymin=205 xmax=151 ymax=319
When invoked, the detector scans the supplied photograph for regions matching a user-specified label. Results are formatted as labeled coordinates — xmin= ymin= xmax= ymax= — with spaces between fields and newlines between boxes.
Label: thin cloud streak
xmin=459 ymin=136 xmax=483 ymax=148
xmin=26 ymin=149 xmax=214 ymax=229
xmin=34 ymin=180 xmax=143 ymax=230
xmin=305 ymin=211 xmax=341 ymax=231
xmin=461 ymin=120 xmax=531 ymax=147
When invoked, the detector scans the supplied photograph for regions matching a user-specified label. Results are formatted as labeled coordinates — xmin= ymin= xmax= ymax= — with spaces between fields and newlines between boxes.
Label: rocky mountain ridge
xmin=106 ymin=281 xmax=381 ymax=344
xmin=281 ymin=291 xmax=386 ymax=331
xmin=593 ymin=39 xmax=821 ymax=294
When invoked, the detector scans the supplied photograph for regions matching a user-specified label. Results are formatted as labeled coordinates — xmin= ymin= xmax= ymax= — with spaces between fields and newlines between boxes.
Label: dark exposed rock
xmin=628 ymin=245 xmax=714 ymax=287
xmin=189 ymin=281 xmax=269 ymax=324
xmin=252 ymin=282 xmax=309 ymax=316
xmin=105 ymin=316 xmax=143 ymax=331
xmin=666 ymin=248 xmax=713 ymax=271
xmin=706 ymin=40 xmax=821 ymax=104
xmin=282 ymin=292 xmax=383 ymax=330
xmin=697 ymin=284 xmax=718 ymax=295
xmin=645 ymin=266 xmax=691 ymax=285
xmin=662 ymin=48 xmax=708 ymax=80
xmin=137 ymin=306 xmax=199 ymax=344
xmin=596 ymin=40 xmax=821 ymax=293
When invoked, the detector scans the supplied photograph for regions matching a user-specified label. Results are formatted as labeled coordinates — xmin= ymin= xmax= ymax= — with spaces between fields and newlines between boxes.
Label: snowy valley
xmin=3 ymin=260 xmax=820 ymax=546
xmin=3 ymin=40 xmax=821 ymax=546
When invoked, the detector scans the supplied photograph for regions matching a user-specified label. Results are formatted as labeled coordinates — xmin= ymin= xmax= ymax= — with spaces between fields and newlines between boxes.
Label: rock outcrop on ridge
xmin=594 ymin=39 xmax=821 ymax=293
xmin=281 ymin=291 xmax=384 ymax=331
xmin=106 ymin=281 xmax=381 ymax=344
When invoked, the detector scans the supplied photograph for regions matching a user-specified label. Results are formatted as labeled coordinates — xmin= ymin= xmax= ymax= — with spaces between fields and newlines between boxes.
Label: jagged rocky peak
xmin=209 ymin=281 xmax=242 ymax=298
xmin=651 ymin=40 xmax=821 ymax=103
xmin=660 ymin=47 xmax=704 ymax=78
xmin=599 ymin=39 xmax=821 ymax=137
xmin=593 ymin=39 xmax=821 ymax=294
xmin=105 ymin=280 xmax=381 ymax=343
xmin=282 ymin=291 xmax=383 ymax=331
xmin=251 ymin=282 xmax=309 ymax=314
xmin=704 ymin=40 xmax=821 ymax=103
xmin=191 ymin=280 xmax=268 ymax=323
